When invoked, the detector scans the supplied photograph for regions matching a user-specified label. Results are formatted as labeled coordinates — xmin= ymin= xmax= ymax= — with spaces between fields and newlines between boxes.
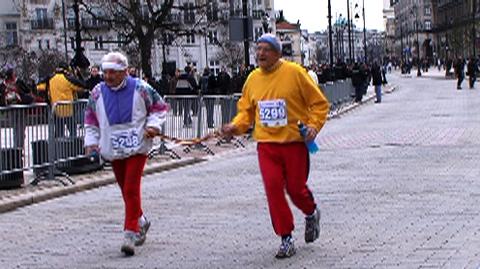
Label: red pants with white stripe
xmin=111 ymin=154 xmax=148 ymax=233
xmin=257 ymin=142 xmax=316 ymax=237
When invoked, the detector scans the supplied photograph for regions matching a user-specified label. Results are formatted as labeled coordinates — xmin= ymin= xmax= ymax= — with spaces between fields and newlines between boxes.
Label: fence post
xmin=47 ymin=104 xmax=56 ymax=181
xmin=196 ymin=95 xmax=203 ymax=139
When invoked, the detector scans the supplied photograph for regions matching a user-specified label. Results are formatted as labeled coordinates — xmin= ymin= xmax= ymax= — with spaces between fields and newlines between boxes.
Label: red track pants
xmin=111 ymin=154 xmax=148 ymax=233
xmin=257 ymin=142 xmax=316 ymax=237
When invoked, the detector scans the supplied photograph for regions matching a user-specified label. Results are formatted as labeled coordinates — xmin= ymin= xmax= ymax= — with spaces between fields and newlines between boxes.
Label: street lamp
xmin=242 ymin=0 xmax=250 ymax=67
xmin=346 ymin=0 xmax=353 ymax=62
xmin=411 ymin=5 xmax=421 ymax=77
xmin=354 ymin=0 xmax=367 ymax=63
xmin=327 ymin=0 xmax=334 ymax=66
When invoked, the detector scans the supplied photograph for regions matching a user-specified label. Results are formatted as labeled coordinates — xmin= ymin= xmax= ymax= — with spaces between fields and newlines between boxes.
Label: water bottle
xmin=298 ymin=121 xmax=319 ymax=154
xmin=89 ymin=150 xmax=99 ymax=163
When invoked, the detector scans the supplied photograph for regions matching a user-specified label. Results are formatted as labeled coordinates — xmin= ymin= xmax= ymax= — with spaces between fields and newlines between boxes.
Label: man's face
xmin=90 ymin=67 xmax=99 ymax=77
xmin=255 ymin=42 xmax=281 ymax=70
xmin=103 ymin=69 xmax=127 ymax=87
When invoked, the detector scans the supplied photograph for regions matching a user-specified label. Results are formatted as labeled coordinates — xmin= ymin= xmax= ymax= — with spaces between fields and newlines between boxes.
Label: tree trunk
xmin=138 ymin=35 xmax=153 ymax=78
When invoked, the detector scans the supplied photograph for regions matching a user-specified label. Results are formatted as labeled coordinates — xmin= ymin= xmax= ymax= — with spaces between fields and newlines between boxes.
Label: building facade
xmin=1 ymin=0 xmax=276 ymax=78
xmin=392 ymin=0 xmax=434 ymax=64
xmin=432 ymin=0 xmax=479 ymax=61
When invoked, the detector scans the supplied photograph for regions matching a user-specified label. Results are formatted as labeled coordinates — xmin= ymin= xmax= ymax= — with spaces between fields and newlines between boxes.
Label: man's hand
xmin=304 ymin=126 xmax=318 ymax=142
xmin=220 ymin=124 xmax=237 ymax=138
xmin=85 ymin=145 xmax=99 ymax=155
xmin=144 ymin=127 xmax=160 ymax=139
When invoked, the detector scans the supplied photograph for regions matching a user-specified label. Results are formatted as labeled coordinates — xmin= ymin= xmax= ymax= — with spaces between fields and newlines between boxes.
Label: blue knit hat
xmin=257 ymin=33 xmax=282 ymax=53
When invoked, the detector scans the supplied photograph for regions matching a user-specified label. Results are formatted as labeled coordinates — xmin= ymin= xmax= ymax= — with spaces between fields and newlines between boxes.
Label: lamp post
xmin=346 ymin=0 xmax=353 ymax=62
xmin=473 ymin=0 xmax=477 ymax=57
xmin=242 ymin=0 xmax=250 ymax=67
xmin=61 ymin=0 xmax=68 ymax=62
xmin=327 ymin=0 xmax=334 ymax=66
xmin=413 ymin=5 xmax=421 ymax=77
xmin=354 ymin=0 xmax=367 ymax=63
xmin=362 ymin=0 xmax=367 ymax=63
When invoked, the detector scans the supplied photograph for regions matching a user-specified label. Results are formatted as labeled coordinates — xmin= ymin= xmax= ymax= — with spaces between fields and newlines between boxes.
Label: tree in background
xmin=78 ymin=0 xmax=212 ymax=77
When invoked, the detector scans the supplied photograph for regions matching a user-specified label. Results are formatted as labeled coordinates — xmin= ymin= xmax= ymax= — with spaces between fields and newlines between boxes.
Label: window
xmin=424 ymin=7 xmax=431 ymax=16
xmin=254 ymin=27 xmax=263 ymax=41
xmin=5 ymin=23 xmax=17 ymax=46
xmin=186 ymin=33 xmax=195 ymax=44
xmin=95 ymin=36 xmax=104 ymax=50
xmin=424 ymin=20 xmax=431 ymax=30
xmin=184 ymin=3 xmax=195 ymax=24
xmin=208 ymin=30 xmax=218 ymax=44
xmin=38 ymin=39 xmax=43 ymax=50
xmin=35 ymin=8 xmax=47 ymax=20
xmin=46 ymin=39 xmax=50 ymax=49
xmin=209 ymin=60 xmax=220 ymax=75
xmin=206 ymin=1 xmax=218 ymax=22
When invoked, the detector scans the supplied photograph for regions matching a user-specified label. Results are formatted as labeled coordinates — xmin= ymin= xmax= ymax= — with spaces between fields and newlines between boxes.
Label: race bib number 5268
xmin=111 ymin=129 xmax=140 ymax=153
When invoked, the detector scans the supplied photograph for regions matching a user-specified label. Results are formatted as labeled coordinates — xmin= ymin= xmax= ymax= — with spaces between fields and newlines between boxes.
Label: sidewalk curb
xmin=329 ymin=84 xmax=398 ymax=118
xmin=0 ymin=157 xmax=204 ymax=213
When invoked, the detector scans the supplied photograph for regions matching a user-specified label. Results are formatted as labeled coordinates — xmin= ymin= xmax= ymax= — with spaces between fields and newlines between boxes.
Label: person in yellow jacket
xmin=221 ymin=33 xmax=330 ymax=259
xmin=37 ymin=62 xmax=86 ymax=137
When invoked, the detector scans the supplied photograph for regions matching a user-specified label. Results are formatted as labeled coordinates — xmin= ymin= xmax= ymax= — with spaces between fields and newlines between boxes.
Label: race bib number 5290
xmin=258 ymin=99 xmax=287 ymax=127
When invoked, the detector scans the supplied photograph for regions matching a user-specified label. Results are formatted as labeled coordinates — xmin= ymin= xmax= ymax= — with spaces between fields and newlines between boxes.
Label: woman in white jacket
xmin=84 ymin=52 xmax=168 ymax=256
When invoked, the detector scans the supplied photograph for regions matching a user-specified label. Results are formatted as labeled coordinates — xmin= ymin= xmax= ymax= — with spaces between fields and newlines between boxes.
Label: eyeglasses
xmin=255 ymin=46 xmax=274 ymax=53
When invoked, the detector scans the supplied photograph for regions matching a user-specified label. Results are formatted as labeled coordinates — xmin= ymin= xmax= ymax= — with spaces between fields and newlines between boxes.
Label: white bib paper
xmin=110 ymin=128 xmax=140 ymax=156
xmin=258 ymin=99 xmax=287 ymax=127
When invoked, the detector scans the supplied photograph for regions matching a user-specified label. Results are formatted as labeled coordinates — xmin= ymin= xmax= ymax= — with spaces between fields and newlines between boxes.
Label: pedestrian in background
xmin=454 ymin=57 xmax=465 ymax=90
xmin=84 ymin=52 xmax=168 ymax=256
xmin=37 ymin=62 xmax=86 ymax=137
xmin=467 ymin=57 xmax=478 ymax=89
xmin=221 ymin=33 xmax=329 ymax=259
xmin=83 ymin=65 xmax=103 ymax=98
xmin=371 ymin=62 xmax=383 ymax=103
xmin=0 ymin=66 xmax=34 ymax=149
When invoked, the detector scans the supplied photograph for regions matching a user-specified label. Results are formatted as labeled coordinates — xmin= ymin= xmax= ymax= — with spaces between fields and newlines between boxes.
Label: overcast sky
xmin=274 ymin=0 xmax=386 ymax=33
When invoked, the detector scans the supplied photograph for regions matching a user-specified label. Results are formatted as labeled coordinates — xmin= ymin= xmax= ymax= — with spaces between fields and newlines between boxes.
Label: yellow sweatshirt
xmin=232 ymin=60 xmax=330 ymax=143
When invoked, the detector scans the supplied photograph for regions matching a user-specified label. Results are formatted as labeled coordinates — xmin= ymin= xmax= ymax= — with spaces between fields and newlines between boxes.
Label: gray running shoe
xmin=275 ymin=236 xmax=296 ymax=259
xmin=121 ymin=232 xmax=138 ymax=256
xmin=305 ymin=207 xmax=320 ymax=243
xmin=135 ymin=217 xmax=151 ymax=246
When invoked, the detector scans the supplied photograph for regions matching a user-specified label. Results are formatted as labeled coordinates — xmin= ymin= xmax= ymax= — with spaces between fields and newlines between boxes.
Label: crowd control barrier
xmin=0 ymin=80 xmax=354 ymax=189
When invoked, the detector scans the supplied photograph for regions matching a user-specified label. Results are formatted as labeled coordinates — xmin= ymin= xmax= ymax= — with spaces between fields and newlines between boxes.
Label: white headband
xmin=101 ymin=62 xmax=127 ymax=71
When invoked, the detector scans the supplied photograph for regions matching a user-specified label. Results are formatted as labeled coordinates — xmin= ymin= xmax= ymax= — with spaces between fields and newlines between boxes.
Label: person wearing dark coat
xmin=467 ymin=57 xmax=478 ymax=89
xmin=175 ymin=66 xmax=198 ymax=127
xmin=217 ymin=67 xmax=232 ymax=124
xmin=454 ymin=58 xmax=465 ymax=90
xmin=371 ymin=62 xmax=383 ymax=103
xmin=82 ymin=66 xmax=103 ymax=99
xmin=201 ymin=68 xmax=217 ymax=128
xmin=351 ymin=63 xmax=365 ymax=103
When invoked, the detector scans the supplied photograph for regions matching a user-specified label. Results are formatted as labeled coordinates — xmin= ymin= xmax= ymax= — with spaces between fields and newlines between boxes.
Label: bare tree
xmin=78 ymin=0 xmax=211 ymax=77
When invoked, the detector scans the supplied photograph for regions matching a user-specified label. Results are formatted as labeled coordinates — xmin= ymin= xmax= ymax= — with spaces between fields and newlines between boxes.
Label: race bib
xmin=258 ymin=99 xmax=287 ymax=127
xmin=110 ymin=128 xmax=140 ymax=155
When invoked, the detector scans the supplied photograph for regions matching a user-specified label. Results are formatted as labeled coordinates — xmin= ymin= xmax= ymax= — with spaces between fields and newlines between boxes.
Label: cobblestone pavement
xmin=1 ymin=72 xmax=479 ymax=269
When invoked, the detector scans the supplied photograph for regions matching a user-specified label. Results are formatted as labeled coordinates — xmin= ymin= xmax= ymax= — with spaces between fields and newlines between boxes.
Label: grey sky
xmin=274 ymin=0 xmax=386 ymax=32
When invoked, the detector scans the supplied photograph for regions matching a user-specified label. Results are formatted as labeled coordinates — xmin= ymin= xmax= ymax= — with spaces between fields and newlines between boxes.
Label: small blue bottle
xmin=89 ymin=150 xmax=99 ymax=163
xmin=298 ymin=121 xmax=319 ymax=154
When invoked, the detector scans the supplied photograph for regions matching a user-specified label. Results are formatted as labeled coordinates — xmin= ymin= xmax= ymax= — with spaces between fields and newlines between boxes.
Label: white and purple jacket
xmin=84 ymin=76 xmax=168 ymax=161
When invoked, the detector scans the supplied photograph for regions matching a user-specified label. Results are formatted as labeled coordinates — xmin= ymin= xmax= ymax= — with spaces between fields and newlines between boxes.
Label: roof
xmin=276 ymin=21 xmax=300 ymax=30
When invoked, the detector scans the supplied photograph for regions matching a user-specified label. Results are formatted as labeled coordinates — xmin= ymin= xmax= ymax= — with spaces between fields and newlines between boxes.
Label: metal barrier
xmin=0 ymin=100 xmax=99 ymax=188
xmin=0 ymin=80 xmax=354 ymax=188
xmin=320 ymin=79 xmax=355 ymax=113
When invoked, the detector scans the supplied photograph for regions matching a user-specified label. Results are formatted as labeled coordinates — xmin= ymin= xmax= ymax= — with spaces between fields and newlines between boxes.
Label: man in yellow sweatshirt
xmin=221 ymin=33 xmax=330 ymax=259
